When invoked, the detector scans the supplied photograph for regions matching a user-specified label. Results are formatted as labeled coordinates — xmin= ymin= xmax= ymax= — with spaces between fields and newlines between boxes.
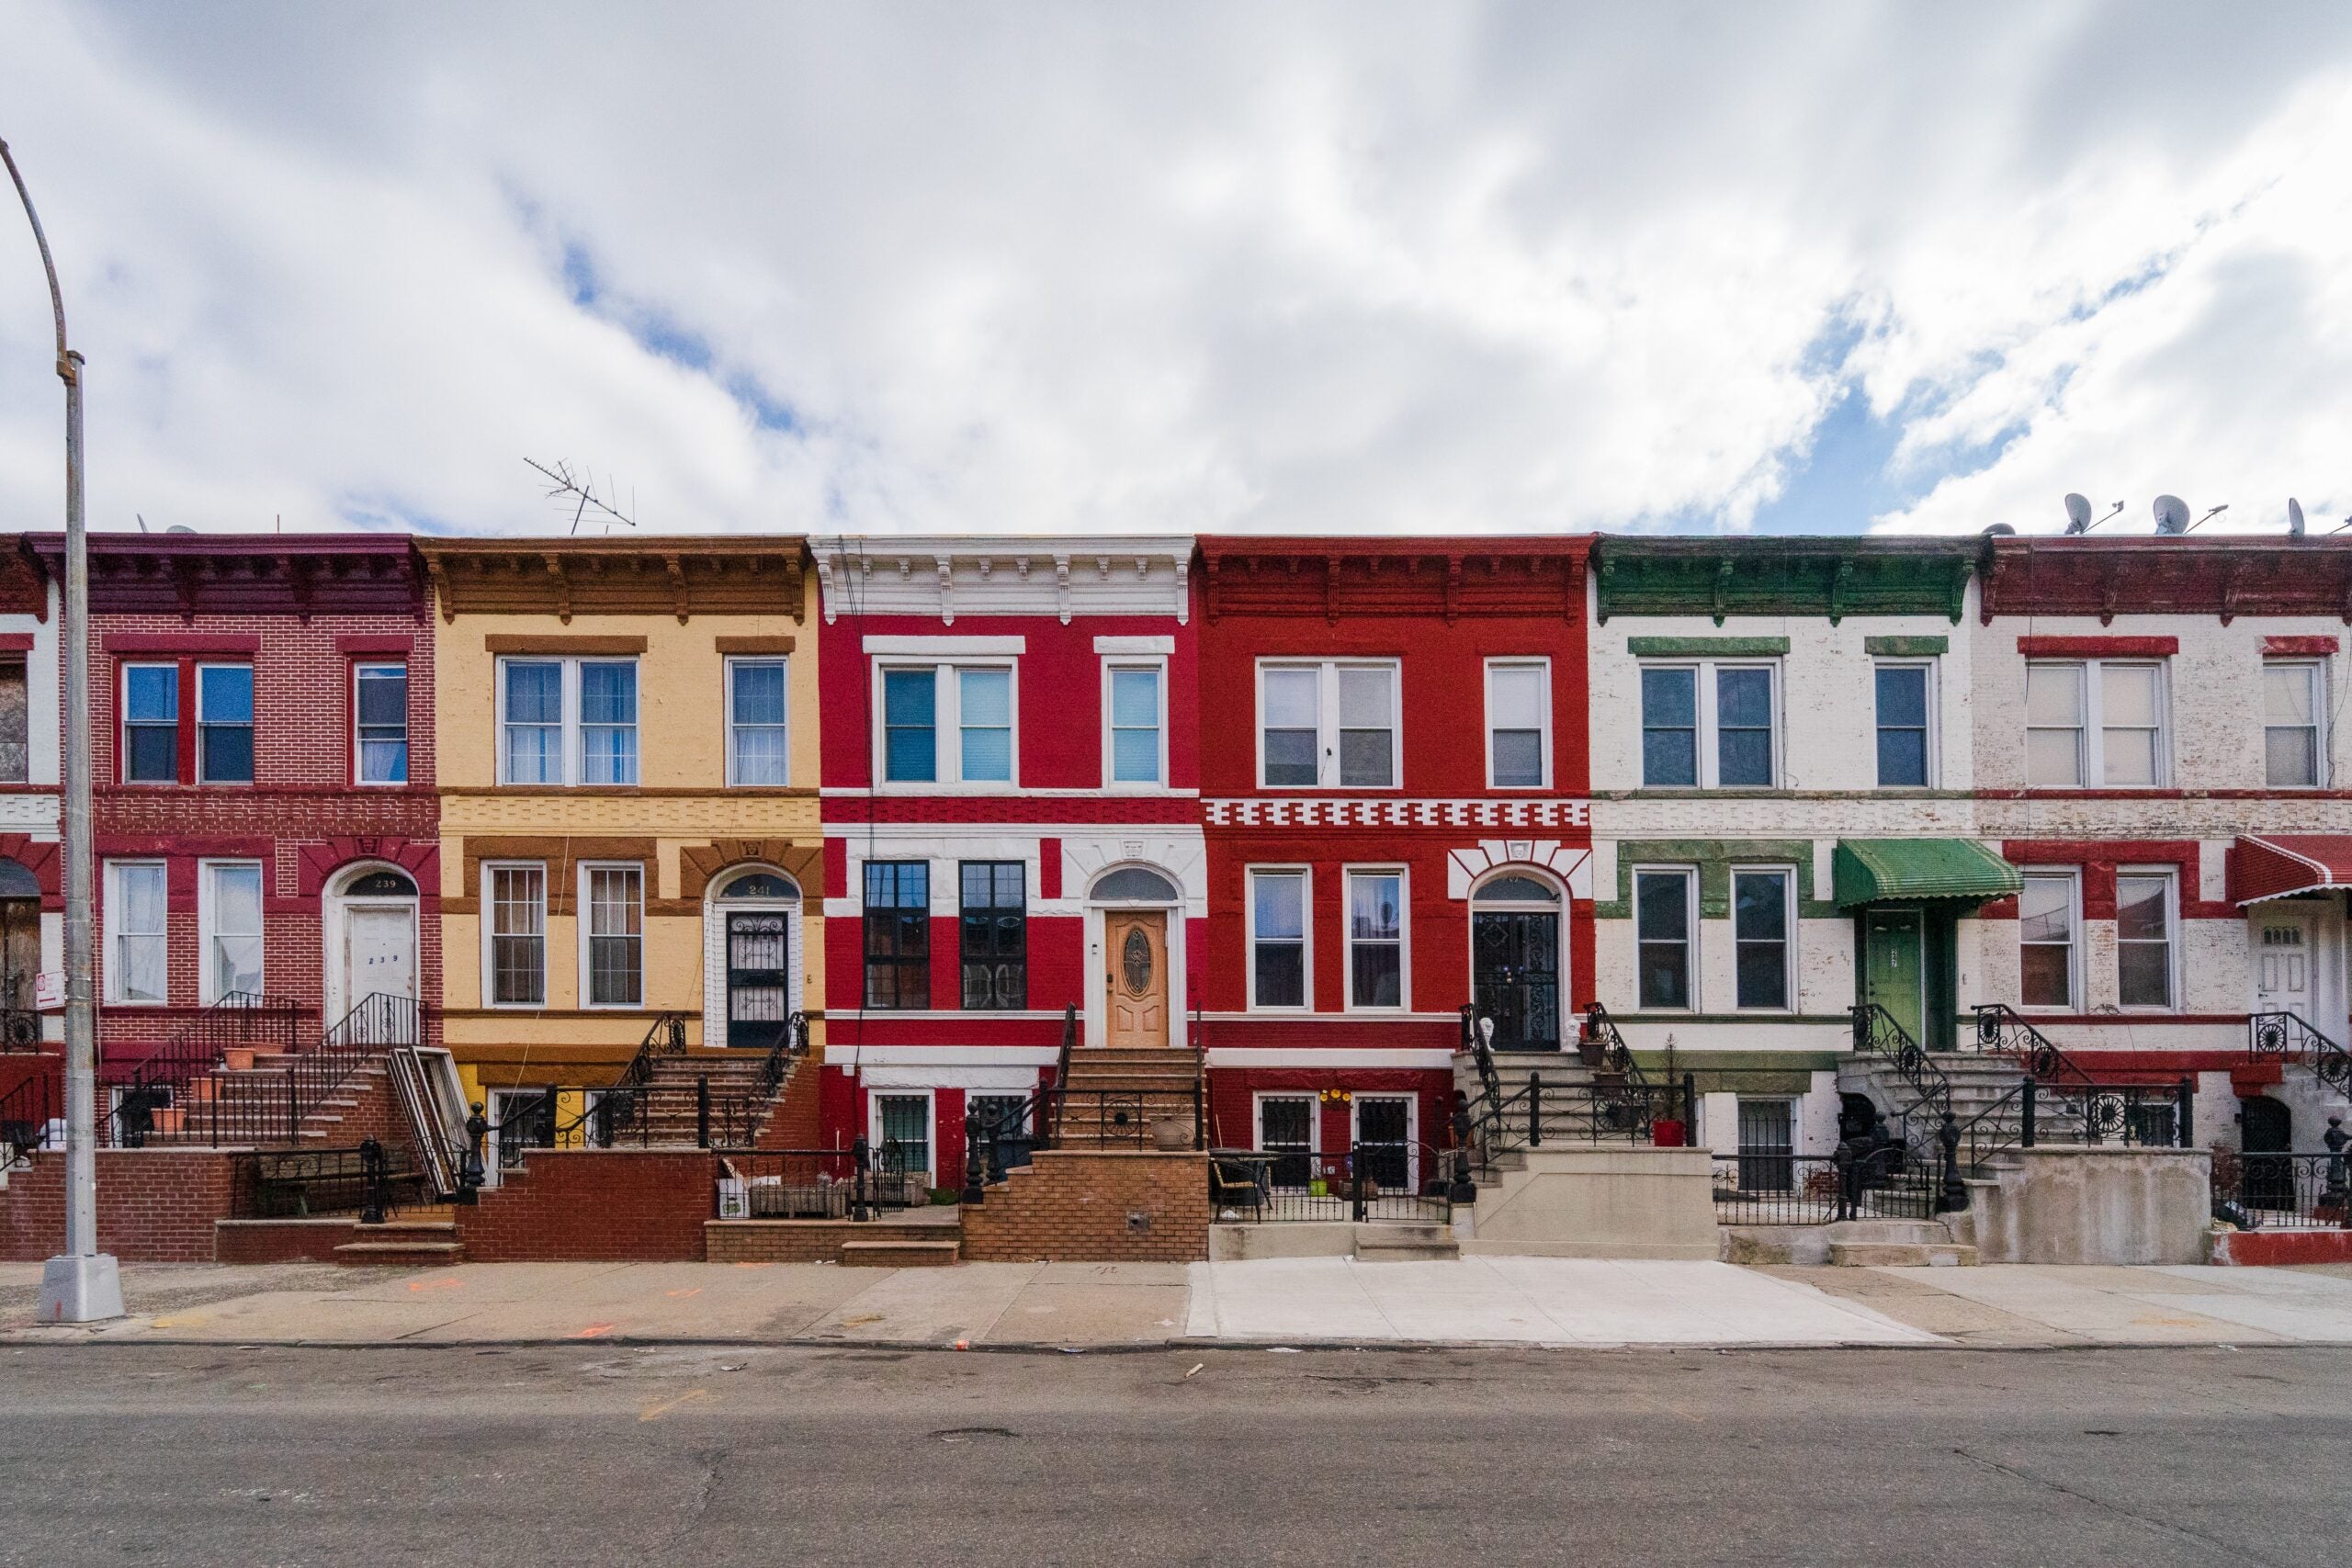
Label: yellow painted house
xmin=419 ymin=538 xmax=823 ymax=1133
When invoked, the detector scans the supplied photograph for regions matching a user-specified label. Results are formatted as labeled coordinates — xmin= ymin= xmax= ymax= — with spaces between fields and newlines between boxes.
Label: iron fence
xmin=1710 ymin=1147 xmax=1940 ymax=1225
xmin=2211 ymin=1149 xmax=2352 ymax=1231
xmin=1208 ymin=1144 xmax=1454 ymax=1224
xmin=716 ymin=1142 xmax=926 ymax=1221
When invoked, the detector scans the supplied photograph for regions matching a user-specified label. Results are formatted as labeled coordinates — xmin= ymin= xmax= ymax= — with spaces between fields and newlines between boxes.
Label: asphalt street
xmin=1 ymin=1342 xmax=2344 ymax=1567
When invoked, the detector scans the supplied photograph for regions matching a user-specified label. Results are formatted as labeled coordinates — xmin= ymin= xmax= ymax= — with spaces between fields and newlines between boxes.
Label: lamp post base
xmin=36 ymin=1253 xmax=123 ymax=1324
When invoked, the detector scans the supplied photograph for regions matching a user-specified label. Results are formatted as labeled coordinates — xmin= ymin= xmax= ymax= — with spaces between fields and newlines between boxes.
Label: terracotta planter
xmin=221 ymin=1047 xmax=255 ymax=1072
xmin=150 ymin=1107 xmax=186 ymax=1134
xmin=1149 ymin=1118 xmax=1193 ymax=1152
xmin=1575 ymin=1041 xmax=1607 ymax=1068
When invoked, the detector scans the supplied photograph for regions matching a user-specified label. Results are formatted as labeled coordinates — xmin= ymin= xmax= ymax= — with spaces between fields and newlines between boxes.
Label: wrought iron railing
xmin=1969 ymin=1003 xmax=2098 ymax=1091
xmin=2211 ymin=1147 xmax=2352 ymax=1231
xmin=962 ymin=1004 xmax=1077 ymax=1202
xmin=0 ymin=1068 xmax=56 ymax=1165
xmin=105 ymin=991 xmax=304 ymax=1146
xmin=1849 ymin=1002 xmax=1955 ymax=1144
xmin=1209 ymin=1142 xmax=1453 ymax=1224
xmin=0 ymin=1006 xmax=40 ymax=1051
xmin=2249 ymin=1011 xmax=2352 ymax=1092
xmin=718 ymin=1141 xmax=924 ymax=1221
xmin=1711 ymin=1146 xmax=1940 ymax=1225
xmin=1950 ymin=1074 xmax=2194 ymax=1177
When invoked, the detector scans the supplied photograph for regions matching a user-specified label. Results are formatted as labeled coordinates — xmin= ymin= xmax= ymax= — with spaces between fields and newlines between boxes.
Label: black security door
xmin=726 ymin=911 xmax=791 ymax=1049
xmin=1473 ymin=911 xmax=1560 ymax=1050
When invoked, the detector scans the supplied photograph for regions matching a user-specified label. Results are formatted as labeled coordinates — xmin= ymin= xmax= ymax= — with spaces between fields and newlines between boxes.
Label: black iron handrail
xmin=0 ymin=1006 xmax=40 ymax=1051
xmin=0 ymin=1068 xmax=56 ymax=1165
xmin=1849 ymin=1001 xmax=1955 ymax=1145
xmin=1712 ymin=1145 xmax=1940 ymax=1225
xmin=106 ymin=991 xmax=305 ymax=1146
xmin=1969 ymin=1003 xmax=2097 ymax=1091
xmin=962 ymin=1004 xmax=1078 ymax=1202
xmin=755 ymin=1010 xmax=811 ymax=1101
xmin=2250 ymin=1010 xmax=2352 ymax=1091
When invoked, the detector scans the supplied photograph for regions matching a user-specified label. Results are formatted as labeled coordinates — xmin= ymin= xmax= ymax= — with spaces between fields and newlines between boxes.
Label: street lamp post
xmin=4 ymin=135 xmax=123 ymax=1322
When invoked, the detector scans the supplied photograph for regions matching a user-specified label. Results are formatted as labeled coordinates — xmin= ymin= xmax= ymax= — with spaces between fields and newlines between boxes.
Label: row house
xmin=0 ymin=540 xmax=61 ymax=1050
xmin=1197 ymin=538 xmax=1593 ymax=1187
xmin=811 ymin=536 xmax=1200 ymax=1187
xmin=417 ymin=538 xmax=822 ymax=1141
xmin=28 ymin=534 xmax=441 ymax=1086
xmin=1587 ymin=536 xmax=2009 ymax=1163
xmin=1973 ymin=533 xmax=2352 ymax=1154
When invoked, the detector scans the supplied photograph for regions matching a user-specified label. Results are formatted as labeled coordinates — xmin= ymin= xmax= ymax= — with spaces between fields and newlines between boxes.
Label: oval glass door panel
xmin=1122 ymin=928 xmax=1153 ymax=995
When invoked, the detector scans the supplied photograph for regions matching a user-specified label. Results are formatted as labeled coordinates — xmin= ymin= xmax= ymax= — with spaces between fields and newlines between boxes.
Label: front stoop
xmin=1823 ymin=1219 xmax=1976 ymax=1268
xmin=334 ymin=1220 xmax=465 ymax=1266
xmin=839 ymin=1238 xmax=961 ymax=1268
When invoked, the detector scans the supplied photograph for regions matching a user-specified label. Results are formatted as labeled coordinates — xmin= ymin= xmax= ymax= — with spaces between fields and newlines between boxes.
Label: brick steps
xmin=839 ymin=1238 xmax=960 ymax=1268
xmin=335 ymin=1220 xmax=464 ymax=1266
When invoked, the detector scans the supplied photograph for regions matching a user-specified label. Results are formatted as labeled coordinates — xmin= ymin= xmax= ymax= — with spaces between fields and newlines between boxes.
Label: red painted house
xmin=28 ymin=534 xmax=439 ymax=1104
xmin=1195 ymin=537 xmax=1595 ymax=1188
xmin=810 ymin=536 xmax=1201 ymax=1186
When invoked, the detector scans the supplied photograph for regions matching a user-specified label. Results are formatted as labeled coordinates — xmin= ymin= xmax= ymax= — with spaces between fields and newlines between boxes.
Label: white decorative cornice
xmin=808 ymin=536 xmax=1194 ymax=626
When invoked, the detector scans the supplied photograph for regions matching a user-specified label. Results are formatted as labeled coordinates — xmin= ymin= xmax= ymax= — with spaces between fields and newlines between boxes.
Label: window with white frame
xmin=354 ymin=662 xmax=409 ymax=784
xmin=582 ymin=863 xmax=644 ymax=1008
xmin=873 ymin=1092 xmax=933 ymax=1182
xmin=1639 ymin=663 xmax=1777 ymax=788
xmin=1249 ymin=868 xmax=1308 ymax=1010
xmin=2264 ymin=660 xmax=2325 ymax=787
xmin=1731 ymin=868 xmax=1792 ymax=1010
xmin=726 ymin=657 xmax=789 ymax=786
xmin=1105 ymin=663 xmax=1166 ymax=786
xmin=2025 ymin=660 xmax=2165 ymax=787
xmin=1874 ymin=663 xmax=1932 ymax=787
xmin=2114 ymin=871 xmax=2175 ymax=1010
xmin=879 ymin=663 xmax=1014 ymax=785
xmin=1258 ymin=661 xmax=1398 ymax=788
xmin=198 ymin=860 xmax=264 ymax=1001
xmin=1634 ymin=868 xmax=1695 ymax=1009
xmin=486 ymin=863 xmax=547 ymax=1007
xmin=1345 ymin=870 xmax=1404 ymax=1009
xmin=1486 ymin=660 xmax=1549 ymax=788
xmin=105 ymin=860 xmax=167 ymax=1004
xmin=497 ymin=658 xmax=639 ymax=786
xmin=2018 ymin=872 xmax=2078 ymax=1009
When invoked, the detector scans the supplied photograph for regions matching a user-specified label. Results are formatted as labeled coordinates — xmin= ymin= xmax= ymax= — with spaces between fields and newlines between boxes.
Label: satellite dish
xmin=164 ymin=525 xmax=197 ymax=536
xmin=1983 ymin=523 xmax=2018 ymax=536
xmin=2063 ymin=493 xmax=2093 ymax=533
xmin=2290 ymin=498 xmax=2306 ymax=537
xmin=2153 ymin=495 xmax=2190 ymax=535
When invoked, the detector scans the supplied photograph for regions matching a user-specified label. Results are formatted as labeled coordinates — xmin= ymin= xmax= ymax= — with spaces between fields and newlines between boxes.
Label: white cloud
xmin=0 ymin=0 xmax=2346 ymax=539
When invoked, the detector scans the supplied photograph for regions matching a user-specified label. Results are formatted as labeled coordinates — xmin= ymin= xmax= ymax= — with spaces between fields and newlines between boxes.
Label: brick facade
xmin=959 ymin=1150 xmax=1209 ymax=1262
xmin=457 ymin=1149 xmax=714 ymax=1261
xmin=0 ymin=1149 xmax=247 ymax=1263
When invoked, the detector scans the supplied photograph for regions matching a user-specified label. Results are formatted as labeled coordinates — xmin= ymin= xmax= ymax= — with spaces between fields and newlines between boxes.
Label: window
xmin=354 ymin=663 xmax=408 ymax=784
xmin=1874 ymin=664 xmax=1931 ymax=787
xmin=1106 ymin=665 xmax=1165 ymax=785
xmin=959 ymin=862 xmax=1026 ymax=1010
xmin=1258 ymin=1095 xmax=1316 ymax=1187
xmin=873 ymin=1092 xmax=933 ymax=1182
xmin=105 ymin=861 xmax=167 ymax=1004
xmin=1345 ymin=870 xmax=1403 ymax=1009
xmin=726 ymin=658 xmax=789 ymax=786
xmin=863 ymin=861 xmax=930 ymax=1008
xmin=0 ymin=656 xmax=26 ymax=784
xmin=1736 ymin=1099 xmax=1795 ymax=1192
xmin=2026 ymin=660 xmax=2165 ymax=787
xmin=582 ymin=863 xmax=643 ymax=1008
xmin=122 ymin=663 xmax=178 ymax=784
xmin=1635 ymin=869 xmax=1694 ymax=1009
xmin=1639 ymin=663 xmax=1776 ymax=787
xmin=1487 ymin=660 xmax=1549 ymax=788
xmin=486 ymin=863 xmax=547 ymax=1007
xmin=1249 ymin=869 xmax=1307 ymax=1010
xmin=2115 ymin=872 xmax=2174 ymax=1010
xmin=2265 ymin=661 xmax=2324 ymax=787
xmin=878 ymin=664 xmax=1016 ymax=785
xmin=195 ymin=665 xmax=254 ymax=784
xmin=2018 ymin=873 xmax=2077 ymax=1010
xmin=1257 ymin=661 xmax=1398 ymax=788
xmin=1732 ymin=869 xmax=1791 ymax=1010
xmin=197 ymin=860 xmax=264 ymax=1001
xmin=497 ymin=658 xmax=639 ymax=786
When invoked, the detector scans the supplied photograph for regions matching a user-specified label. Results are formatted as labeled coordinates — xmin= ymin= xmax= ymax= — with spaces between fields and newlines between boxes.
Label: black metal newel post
xmin=1528 ymin=1071 xmax=1544 ymax=1149
xmin=695 ymin=1075 xmax=711 ymax=1149
xmin=961 ymin=1121 xmax=988 ymax=1207
xmin=1939 ymin=1111 xmax=1965 ymax=1213
xmin=2020 ymin=1077 xmax=2037 ymax=1149
xmin=2176 ymin=1077 xmax=2194 ymax=1149
xmin=359 ymin=1137 xmax=387 ymax=1225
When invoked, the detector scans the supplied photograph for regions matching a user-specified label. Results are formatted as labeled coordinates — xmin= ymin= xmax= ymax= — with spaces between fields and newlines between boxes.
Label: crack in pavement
xmin=1952 ymin=1446 xmax=2280 ymax=1568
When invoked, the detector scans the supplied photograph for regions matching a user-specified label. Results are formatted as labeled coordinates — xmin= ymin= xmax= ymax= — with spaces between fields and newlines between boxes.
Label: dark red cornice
xmin=1197 ymin=536 xmax=1593 ymax=625
xmin=25 ymin=532 xmax=424 ymax=623
xmin=1978 ymin=536 xmax=2352 ymax=626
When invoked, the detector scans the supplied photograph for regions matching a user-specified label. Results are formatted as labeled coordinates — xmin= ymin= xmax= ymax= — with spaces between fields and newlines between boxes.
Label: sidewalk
xmin=8 ymin=1257 xmax=2352 ymax=1349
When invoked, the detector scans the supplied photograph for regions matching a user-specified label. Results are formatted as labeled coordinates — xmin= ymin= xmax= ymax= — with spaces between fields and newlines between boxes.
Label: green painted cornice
xmin=1593 ymin=537 xmax=1977 ymax=626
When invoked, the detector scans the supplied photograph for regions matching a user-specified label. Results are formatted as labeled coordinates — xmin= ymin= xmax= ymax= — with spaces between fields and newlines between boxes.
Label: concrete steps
xmin=1353 ymin=1223 xmax=1461 ymax=1263
xmin=334 ymin=1220 xmax=463 ymax=1266
xmin=1823 ymin=1219 xmax=1976 ymax=1268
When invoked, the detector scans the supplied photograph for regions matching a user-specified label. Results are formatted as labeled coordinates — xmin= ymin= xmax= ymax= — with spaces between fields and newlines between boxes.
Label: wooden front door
xmin=1104 ymin=910 xmax=1169 ymax=1048
xmin=1862 ymin=910 xmax=1926 ymax=1048
xmin=344 ymin=905 xmax=418 ymax=1008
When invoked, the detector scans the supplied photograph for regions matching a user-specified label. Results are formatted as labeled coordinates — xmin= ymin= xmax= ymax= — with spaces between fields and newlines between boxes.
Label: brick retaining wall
xmin=0 ymin=1149 xmax=249 ymax=1262
xmin=458 ymin=1149 xmax=715 ymax=1261
xmin=959 ymin=1150 xmax=1210 ymax=1262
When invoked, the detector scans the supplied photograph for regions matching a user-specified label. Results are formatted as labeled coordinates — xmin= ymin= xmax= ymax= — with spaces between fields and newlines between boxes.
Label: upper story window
xmin=958 ymin=862 xmax=1026 ymax=1010
xmin=1640 ymin=663 xmax=1776 ymax=788
xmin=104 ymin=860 xmax=167 ymax=1005
xmin=863 ymin=861 xmax=931 ymax=1008
xmin=2115 ymin=871 xmax=2175 ymax=1010
xmin=122 ymin=663 xmax=178 ymax=784
xmin=1731 ymin=868 xmax=1792 ymax=1010
xmin=2025 ymin=660 xmax=2165 ymax=788
xmin=1345 ymin=869 xmax=1404 ymax=1010
xmin=197 ymin=665 xmax=254 ymax=784
xmin=0 ymin=655 xmax=27 ymax=784
xmin=880 ymin=664 xmax=1014 ymax=786
xmin=354 ymin=663 xmax=408 ymax=785
xmin=1486 ymin=660 xmax=1549 ymax=789
xmin=1248 ymin=868 xmax=1308 ymax=1010
xmin=582 ymin=863 xmax=644 ymax=1009
xmin=2264 ymin=660 xmax=2325 ymax=788
xmin=1259 ymin=661 xmax=1398 ymax=789
xmin=498 ymin=658 xmax=639 ymax=786
xmin=727 ymin=658 xmax=790 ymax=786
xmin=485 ymin=863 xmax=547 ymax=1007
xmin=1874 ymin=664 xmax=1932 ymax=787
xmin=198 ymin=859 xmax=264 ymax=1002
xmin=2018 ymin=871 xmax=2077 ymax=1009
xmin=1634 ymin=868 xmax=1695 ymax=1009
xmin=1105 ymin=664 xmax=1166 ymax=786
xmin=120 ymin=660 xmax=257 ymax=786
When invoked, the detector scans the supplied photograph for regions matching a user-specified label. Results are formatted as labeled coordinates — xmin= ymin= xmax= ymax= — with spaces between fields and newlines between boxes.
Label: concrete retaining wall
xmin=1960 ymin=1145 xmax=2210 ymax=1265
xmin=1461 ymin=1146 xmax=1718 ymax=1259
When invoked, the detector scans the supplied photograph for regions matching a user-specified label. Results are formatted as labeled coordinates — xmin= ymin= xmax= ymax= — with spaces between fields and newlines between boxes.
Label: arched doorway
xmin=323 ymin=863 xmax=419 ymax=1021
xmin=1088 ymin=864 xmax=1181 ymax=1048
xmin=1470 ymin=871 xmax=1562 ymax=1051
xmin=705 ymin=868 xmax=801 ymax=1049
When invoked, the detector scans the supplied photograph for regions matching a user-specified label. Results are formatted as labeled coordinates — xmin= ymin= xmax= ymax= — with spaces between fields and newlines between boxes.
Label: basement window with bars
xmin=583 ymin=863 xmax=644 ymax=1009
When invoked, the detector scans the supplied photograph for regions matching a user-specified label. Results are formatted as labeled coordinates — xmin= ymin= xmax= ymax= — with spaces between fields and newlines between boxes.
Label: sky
xmin=0 ymin=1 xmax=2348 ymax=542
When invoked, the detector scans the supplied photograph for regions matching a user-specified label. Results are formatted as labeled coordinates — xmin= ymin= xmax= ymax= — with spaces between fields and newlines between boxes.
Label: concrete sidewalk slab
xmin=1872 ymin=1263 xmax=2352 ymax=1346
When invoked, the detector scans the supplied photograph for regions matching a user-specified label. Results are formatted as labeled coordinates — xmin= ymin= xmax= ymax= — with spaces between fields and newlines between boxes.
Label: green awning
xmin=1833 ymin=839 xmax=2020 ymax=909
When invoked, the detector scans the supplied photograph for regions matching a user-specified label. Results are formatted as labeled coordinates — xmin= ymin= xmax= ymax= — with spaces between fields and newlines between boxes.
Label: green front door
xmin=1863 ymin=910 xmax=1926 ymax=1046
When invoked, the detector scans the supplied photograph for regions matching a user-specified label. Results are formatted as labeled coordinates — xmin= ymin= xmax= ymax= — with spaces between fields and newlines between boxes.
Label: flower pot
xmin=1650 ymin=1118 xmax=1686 ymax=1148
xmin=150 ymin=1107 xmax=185 ymax=1134
xmin=1149 ymin=1118 xmax=1193 ymax=1152
xmin=1575 ymin=1041 xmax=1607 ymax=1068
xmin=221 ymin=1047 xmax=255 ymax=1072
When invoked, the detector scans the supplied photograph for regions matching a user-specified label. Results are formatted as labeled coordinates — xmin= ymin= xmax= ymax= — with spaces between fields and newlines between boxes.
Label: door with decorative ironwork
xmin=1355 ymin=1096 xmax=1413 ymax=1191
xmin=726 ymin=911 xmax=791 ymax=1049
xmin=1473 ymin=911 xmax=1559 ymax=1050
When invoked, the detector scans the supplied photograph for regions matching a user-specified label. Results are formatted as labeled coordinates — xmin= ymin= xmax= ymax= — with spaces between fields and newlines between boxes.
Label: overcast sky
xmin=1 ymin=2 xmax=2347 ymax=541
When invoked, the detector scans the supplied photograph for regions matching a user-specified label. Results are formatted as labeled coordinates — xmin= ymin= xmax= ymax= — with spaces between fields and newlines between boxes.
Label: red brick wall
xmin=960 ymin=1149 xmax=1209 ymax=1262
xmin=457 ymin=1149 xmax=714 ymax=1261
xmin=754 ymin=1056 xmax=824 ymax=1150
xmin=0 ymin=1148 xmax=247 ymax=1262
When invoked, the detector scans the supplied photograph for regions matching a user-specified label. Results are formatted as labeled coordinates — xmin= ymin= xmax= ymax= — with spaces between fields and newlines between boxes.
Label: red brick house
xmin=1195 ymin=537 xmax=1596 ymax=1187
xmin=28 ymin=533 xmax=439 ymax=1107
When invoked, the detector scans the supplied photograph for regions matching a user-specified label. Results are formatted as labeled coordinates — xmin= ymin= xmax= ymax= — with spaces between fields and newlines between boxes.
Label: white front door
xmin=345 ymin=904 xmax=418 ymax=1007
xmin=2252 ymin=906 xmax=2316 ymax=1018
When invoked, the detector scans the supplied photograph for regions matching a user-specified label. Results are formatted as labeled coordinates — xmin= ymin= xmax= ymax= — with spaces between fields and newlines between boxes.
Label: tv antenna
xmin=2063 ymin=494 xmax=2122 ymax=534
xmin=525 ymin=457 xmax=638 ymax=535
xmin=2288 ymin=499 xmax=2306 ymax=537
xmin=2184 ymin=503 xmax=2227 ymax=533
xmin=2152 ymin=494 xmax=2191 ymax=535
